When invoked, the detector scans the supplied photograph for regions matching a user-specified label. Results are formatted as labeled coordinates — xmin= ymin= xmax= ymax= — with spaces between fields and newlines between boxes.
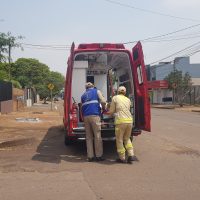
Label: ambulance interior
xmin=72 ymin=51 xmax=135 ymax=127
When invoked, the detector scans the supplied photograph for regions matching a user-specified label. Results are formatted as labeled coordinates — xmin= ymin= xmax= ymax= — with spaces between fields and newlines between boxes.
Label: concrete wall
xmin=13 ymin=88 xmax=25 ymax=111
xmin=0 ymin=100 xmax=13 ymax=114
xmin=152 ymin=89 xmax=173 ymax=104
xmin=0 ymin=87 xmax=25 ymax=114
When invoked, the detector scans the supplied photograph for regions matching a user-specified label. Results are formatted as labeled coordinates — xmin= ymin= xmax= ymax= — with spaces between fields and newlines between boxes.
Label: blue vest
xmin=81 ymin=88 xmax=101 ymax=116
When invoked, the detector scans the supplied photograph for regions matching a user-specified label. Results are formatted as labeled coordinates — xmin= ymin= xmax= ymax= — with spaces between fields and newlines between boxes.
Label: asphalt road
xmin=0 ymin=104 xmax=200 ymax=200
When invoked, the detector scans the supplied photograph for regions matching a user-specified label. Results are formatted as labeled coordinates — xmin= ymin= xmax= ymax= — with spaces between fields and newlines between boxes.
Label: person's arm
xmin=97 ymin=90 xmax=107 ymax=110
xmin=107 ymin=97 xmax=116 ymax=115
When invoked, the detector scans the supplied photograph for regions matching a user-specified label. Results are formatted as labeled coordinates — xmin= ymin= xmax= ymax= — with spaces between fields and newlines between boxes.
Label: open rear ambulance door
xmin=132 ymin=41 xmax=151 ymax=131
xmin=64 ymin=42 xmax=75 ymax=131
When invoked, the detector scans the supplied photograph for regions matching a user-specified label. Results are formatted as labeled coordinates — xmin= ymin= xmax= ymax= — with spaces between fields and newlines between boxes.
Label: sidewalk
xmin=151 ymin=104 xmax=200 ymax=112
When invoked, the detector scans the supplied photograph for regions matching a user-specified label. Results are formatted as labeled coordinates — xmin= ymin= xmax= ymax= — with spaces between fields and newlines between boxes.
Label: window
xmin=119 ymin=73 xmax=129 ymax=82
xmin=133 ymin=49 xmax=139 ymax=61
xmin=137 ymin=65 xmax=143 ymax=84
xmin=87 ymin=76 xmax=94 ymax=84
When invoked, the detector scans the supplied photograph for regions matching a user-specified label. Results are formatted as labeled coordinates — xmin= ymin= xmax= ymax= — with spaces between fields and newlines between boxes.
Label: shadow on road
xmin=32 ymin=126 xmax=117 ymax=165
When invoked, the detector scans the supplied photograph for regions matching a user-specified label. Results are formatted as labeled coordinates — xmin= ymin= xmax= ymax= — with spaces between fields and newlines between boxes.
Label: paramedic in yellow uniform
xmin=108 ymin=86 xmax=138 ymax=164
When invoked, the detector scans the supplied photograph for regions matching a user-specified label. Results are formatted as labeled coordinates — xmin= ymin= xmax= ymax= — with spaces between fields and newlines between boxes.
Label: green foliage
xmin=48 ymin=71 xmax=65 ymax=96
xmin=12 ymin=58 xmax=50 ymax=87
xmin=35 ymin=84 xmax=50 ymax=99
xmin=0 ymin=32 xmax=23 ymax=63
xmin=0 ymin=63 xmax=8 ymax=80
xmin=12 ymin=58 xmax=65 ymax=99
xmin=164 ymin=70 xmax=192 ymax=105
xmin=0 ymin=31 xmax=64 ymax=97
xmin=0 ymin=70 xmax=8 ymax=80
xmin=0 ymin=33 xmax=8 ymax=62
xmin=10 ymin=79 xmax=22 ymax=89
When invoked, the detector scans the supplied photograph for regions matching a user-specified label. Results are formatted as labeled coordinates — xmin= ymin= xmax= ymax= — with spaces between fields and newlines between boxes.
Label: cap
xmin=118 ymin=86 xmax=126 ymax=93
xmin=85 ymin=82 xmax=94 ymax=88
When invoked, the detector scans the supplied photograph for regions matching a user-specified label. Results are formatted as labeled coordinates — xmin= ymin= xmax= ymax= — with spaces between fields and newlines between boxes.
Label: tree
xmin=0 ymin=63 xmax=9 ymax=80
xmin=0 ymin=32 xmax=23 ymax=63
xmin=12 ymin=58 xmax=50 ymax=88
xmin=0 ymin=33 xmax=8 ymax=62
xmin=10 ymin=79 xmax=22 ymax=89
xmin=0 ymin=63 xmax=22 ymax=88
xmin=164 ymin=70 xmax=192 ymax=106
xmin=12 ymin=58 xmax=65 ymax=100
xmin=47 ymin=71 xmax=65 ymax=97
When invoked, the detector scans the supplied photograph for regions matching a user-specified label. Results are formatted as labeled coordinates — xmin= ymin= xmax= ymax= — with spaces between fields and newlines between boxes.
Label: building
xmin=148 ymin=57 xmax=200 ymax=104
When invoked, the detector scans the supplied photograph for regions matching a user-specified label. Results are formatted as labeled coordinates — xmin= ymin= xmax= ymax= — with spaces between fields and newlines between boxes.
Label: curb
xmin=151 ymin=106 xmax=175 ymax=109
xmin=191 ymin=110 xmax=200 ymax=113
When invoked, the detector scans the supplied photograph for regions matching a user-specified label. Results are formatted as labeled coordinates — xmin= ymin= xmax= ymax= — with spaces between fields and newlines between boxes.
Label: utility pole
xmin=50 ymin=89 xmax=53 ymax=111
xmin=8 ymin=41 xmax=11 ymax=81
xmin=173 ymin=60 xmax=176 ymax=104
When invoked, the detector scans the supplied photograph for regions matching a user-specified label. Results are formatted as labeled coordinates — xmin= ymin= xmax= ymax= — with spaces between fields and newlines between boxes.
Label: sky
xmin=1 ymin=0 xmax=200 ymax=75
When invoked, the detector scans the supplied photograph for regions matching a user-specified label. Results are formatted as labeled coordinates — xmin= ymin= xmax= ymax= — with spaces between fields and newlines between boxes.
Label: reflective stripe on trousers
xmin=115 ymin=118 xmax=133 ymax=125
xmin=125 ymin=141 xmax=133 ymax=150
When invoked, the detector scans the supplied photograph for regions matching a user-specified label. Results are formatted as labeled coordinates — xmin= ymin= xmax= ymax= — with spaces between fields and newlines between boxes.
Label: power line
xmin=143 ymin=35 xmax=200 ymax=43
xmin=149 ymin=41 xmax=200 ymax=65
xmin=21 ymin=42 xmax=71 ymax=48
xmin=150 ymin=45 xmax=200 ymax=70
xmin=104 ymin=0 xmax=200 ymax=22
xmin=22 ymin=46 xmax=70 ymax=51
xmin=124 ymin=23 xmax=200 ymax=44
xmin=187 ymin=49 xmax=200 ymax=57
xmin=183 ymin=45 xmax=200 ymax=57
xmin=19 ymin=23 xmax=200 ymax=50
xmin=20 ymin=42 xmax=71 ymax=51
xmin=165 ymin=31 xmax=200 ymax=38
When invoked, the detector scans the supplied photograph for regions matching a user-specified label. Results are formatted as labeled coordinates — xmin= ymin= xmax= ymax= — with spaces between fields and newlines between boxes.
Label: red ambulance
xmin=63 ymin=42 xmax=151 ymax=145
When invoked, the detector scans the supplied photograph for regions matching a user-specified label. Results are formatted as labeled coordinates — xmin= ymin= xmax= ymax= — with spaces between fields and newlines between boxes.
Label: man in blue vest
xmin=81 ymin=82 xmax=106 ymax=162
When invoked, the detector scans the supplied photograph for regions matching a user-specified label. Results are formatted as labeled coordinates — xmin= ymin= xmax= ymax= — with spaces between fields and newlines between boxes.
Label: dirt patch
xmin=0 ymin=137 xmax=37 ymax=150
xmin=164 ymin=142 xmax=200 ymax=157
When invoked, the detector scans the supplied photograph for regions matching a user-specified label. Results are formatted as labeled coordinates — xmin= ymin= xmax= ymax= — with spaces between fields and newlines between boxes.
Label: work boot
xmin=116 ymin=158 xmax=126 ymax=164
xmin=127 ymin=156 xmax=139 ymax=164
xmin=96 ymin=157 xmax=105 ymax=162
xmin=87 ymin=157 xmax=95 ymax=162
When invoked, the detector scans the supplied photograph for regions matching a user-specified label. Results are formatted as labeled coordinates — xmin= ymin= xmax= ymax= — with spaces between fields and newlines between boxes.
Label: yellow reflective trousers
xmin=115 ymin=123 xmax=134 ymax=160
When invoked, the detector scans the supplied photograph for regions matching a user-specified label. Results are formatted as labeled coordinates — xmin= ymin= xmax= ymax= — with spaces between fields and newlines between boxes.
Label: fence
xmin=0 ymin=81 xmax=13 ymax=113
xmin=0 ymin=81 xmax=12 ymax=101
xmin=182 ymin=86 xmax=200 ymax=105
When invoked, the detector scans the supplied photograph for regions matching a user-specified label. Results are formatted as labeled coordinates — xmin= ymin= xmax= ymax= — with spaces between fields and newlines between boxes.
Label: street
xmin=0 ymin=103 xmax=200 ymax=200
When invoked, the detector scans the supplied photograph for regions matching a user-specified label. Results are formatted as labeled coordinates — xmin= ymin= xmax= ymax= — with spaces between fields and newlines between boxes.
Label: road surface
xmin=0 ymin=103 xmax=200 ymax=200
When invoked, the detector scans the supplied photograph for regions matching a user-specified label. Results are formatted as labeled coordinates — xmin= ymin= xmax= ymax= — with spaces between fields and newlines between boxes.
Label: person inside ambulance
xmin=108 ymin=86 xmax=138 ymax=164
xmin=81 ymin=82 xmax=107 ymax=162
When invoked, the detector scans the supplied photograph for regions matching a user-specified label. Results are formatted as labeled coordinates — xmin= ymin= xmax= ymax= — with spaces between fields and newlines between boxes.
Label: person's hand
xmin=106 ymin=102 xmax=111 ymax=110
